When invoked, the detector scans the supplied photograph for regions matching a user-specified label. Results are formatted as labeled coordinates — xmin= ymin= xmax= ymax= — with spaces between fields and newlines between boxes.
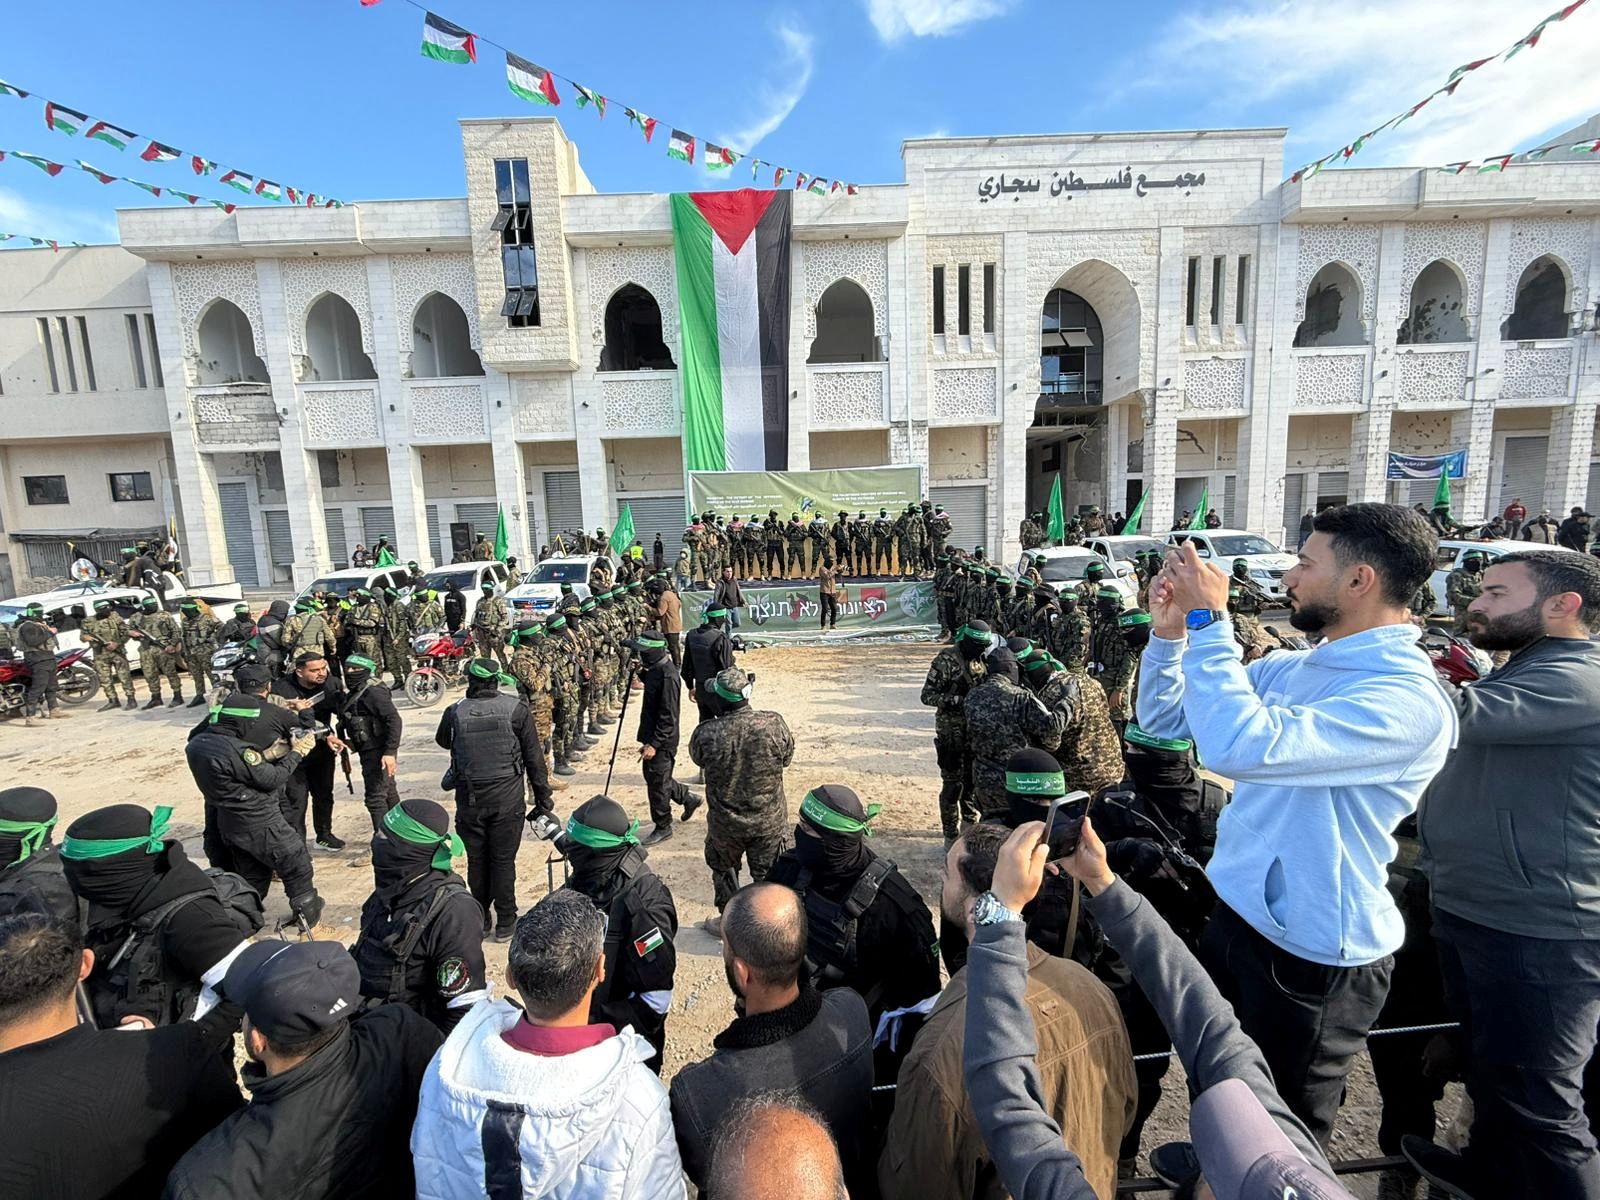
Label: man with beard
xmin=765 ymin=786 xmax=941 ymax=1035
xmin=60 ymin=803 xmax=264 ymax=1028
xmin=1404 ymin=552 xmax=1600 ymax=1198
xmin=555 ymin=795 xmax=679 ymax=1074
xmin=0 ymin=786 xmax=76 ymax=921
xmin=688 ymin=667 xmax=795 ymax=936
xmin=920 ymin=623 xmax=987 ymax=841
xmin=1139 ymin=503 xmax=1454 ymax=1147
xmin=272 ymin=653 xmax=349 ymax=853
xmin=629 ymin=633 xmax=703 ymax=845
xmin=964 ymin=646 xmax=1062 ymax=817
xmin=351 ymin=798 xmax=487 ymax=1033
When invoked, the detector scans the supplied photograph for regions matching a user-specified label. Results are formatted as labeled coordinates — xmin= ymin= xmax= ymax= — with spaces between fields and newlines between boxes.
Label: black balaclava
xmin=344 ymin=654 xmax=376 ymax=691
xmin=465 ymin=657 xmax=510 ymax=698
xmin=956 ymin=620 xmax=992 ymax=662
xmin=1123 ymin=726 xmax=1199 ymax=823
xmin=371 ymin=798 xmax=452 ymax=901
xmin=208 ymin=692 xmax=265 ymax=740
xmin=984 ymin=647 xmax=1020 ymax=684
xmin=1004 ymin=746 xmax=1067 ymax=832
xmin=632 ymin=634 xmax=669 ymax=668
xmin=60 ymin=804 xmax=171 ymax=915
xmin=1119 ymin=610 xmax=1153 ymax=652
xmin=0 ymin=786 xmax=58 ymax=867
xmin=265 ymin=599 xmax=289 ymax=625
xmin=793 ymin=784 xmax=876 ymax=880
xmin=564 ymin=795 xmax=640 ymax=904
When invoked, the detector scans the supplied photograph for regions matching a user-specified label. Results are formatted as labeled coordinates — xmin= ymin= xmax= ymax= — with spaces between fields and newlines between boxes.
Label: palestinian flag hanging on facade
xmin=670 ymin=190 xmax=792 ymax=471
xmin=506 ymin=52 xmax=559 ymax=105
xmin=421 ymin=13 xmax=477 ymax=64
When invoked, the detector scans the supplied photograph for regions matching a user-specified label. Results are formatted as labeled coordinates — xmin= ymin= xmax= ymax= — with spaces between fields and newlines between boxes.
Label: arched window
xmin=599 ymin=284 xmax=675 ymax=371
xmin=1293 ymin=263 xmax=1365 ymax=348
xmin=412 ymin=293 xmax=483 ymax=378
xmin=196 ymin=299 xmax=268 ymax=385
xmin=1504 ymin=256 xmax=1571 ymax=340
xmin=808 ymin=279 xmax=880 ymax=364
xmin=1398 ymin=260 xmax=1470 ymax=344
xmin=1039 ymin=288 xmax=1103 ymax=405
xmin=305 ymin=293 xmax=376 ymax=382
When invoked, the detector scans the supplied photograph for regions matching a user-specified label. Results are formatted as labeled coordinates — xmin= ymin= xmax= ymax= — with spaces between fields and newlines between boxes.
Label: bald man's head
xmin=722 ymin=883 xmax=807 ymax=990
xmin=708 ymin=1093 xmax=847 ymax=1200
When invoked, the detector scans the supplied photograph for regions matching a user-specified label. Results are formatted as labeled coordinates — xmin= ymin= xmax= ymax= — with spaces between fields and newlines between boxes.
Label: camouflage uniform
xmin=763 ymin=516 xmax=785 ymax=577
xmin=899 ymin=508 xmax=924 ymax=577
xmin=1019 ymin=517 xmax=1046 ymax=550
xmin=808 ymin=518 xmax=830 ymax=572
xmin=1028 ymin=595 xmax=1088 ymax=671
xmin=688 ymin=699 xmax=796 ymax=911
xmin=135 ymin=608 xmax=186 ymax=700
xmin=683 ymin=523 xmax=705 ymax=580
xmin=82 ymin=610 xmax=136 ymax=704
xmin=180 ymin=609 xmax=222 ymax=696
xmin=963 ymin=674 xmax=1062 ymax=815
xmin=542 ymin=617 xmax=579 ymax=771
xmin=384 ymin=594 xmax=414 ymax=681
xmin=1030 ymin=664 xmax=1125 ymax=796
xmin=928 ymin=508 xmax=951 ymax=560
xmin=829 ymin=515 xmax=853 ymax=576
xmin=727 ymin=520 xmax=748 ymax=577
xmin=1445 ymin=565 xmax=1483 ymax=635
xmin=509 ymin=632 xmax=556 ymax=759
xmin=920 ymin=646 xmax=982 ymax=838
xmin=784 ymin=518 xmax=808 ymax=577
xmin=1088 ymin=608 xmax=1138 ymax=724
xmin=1002 ymin=586 xmax=1033 ymax=638
xmin=413 ymin=596 xmax=445 ymax=630
xmin=1408 ymin=582 xmax=1437 ymax=623
xmin=872 ymin=512 xmax=895 ymax=574
xmin=472 ymin=591 xmax=511 ymax=667
xmin=850 ymin=516 xmax=872 ymax=578
xmin=742 ymin=519 xmax=765 ymax=578
xmin=346 ymin=597 xmax=385 ymax=662
xmin=701 ymin=523 xmax=722 ymax=579
xmin=1227 ymin=570 xmax=1273 ymax=657
xmin=282 ymin=607 xmax=337 ymax=666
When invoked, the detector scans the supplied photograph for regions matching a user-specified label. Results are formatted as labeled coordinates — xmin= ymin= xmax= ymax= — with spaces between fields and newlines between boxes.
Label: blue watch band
xmin=1185 ymin=608 xmax=1226 ymax=631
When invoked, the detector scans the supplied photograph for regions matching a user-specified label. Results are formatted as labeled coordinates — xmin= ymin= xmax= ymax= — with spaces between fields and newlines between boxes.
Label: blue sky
xmin=2 ymin=0 xmax=1599 ymax=245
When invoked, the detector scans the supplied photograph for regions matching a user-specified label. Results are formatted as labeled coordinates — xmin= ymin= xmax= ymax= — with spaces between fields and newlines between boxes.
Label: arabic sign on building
xmin=977 ymin=167 xmax=1208 ymax=204
xmin=1386 ymin=450 xmax=1467 ymax=481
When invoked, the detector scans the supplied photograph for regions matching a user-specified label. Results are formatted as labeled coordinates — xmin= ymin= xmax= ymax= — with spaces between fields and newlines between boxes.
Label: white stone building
xmin=1 ymin=115 xmax=1597 ymax=593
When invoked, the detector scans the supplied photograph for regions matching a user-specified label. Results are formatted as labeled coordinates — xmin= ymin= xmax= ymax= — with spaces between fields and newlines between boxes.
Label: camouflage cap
xmin=710 ymin=666 xmax=752 ymax=704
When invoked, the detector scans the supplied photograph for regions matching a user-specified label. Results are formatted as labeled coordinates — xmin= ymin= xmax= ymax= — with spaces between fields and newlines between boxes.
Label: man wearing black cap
xmin=0 ymin=786 xmax=76 ymax=921
xmin=435 ymin=658 xmax=555 ymax=941
xmin=0 ymin=912 xmax=243 ymax=1199
xmin=559 ymin=795 xmax=680 ymax=1072
xmin=337 ymin=654 xmax=403 ymax=832
xmin=766 ymin=785 xmax=940 ymax=1033
xmin=682 ymin=605 xmax=736 ymax=721
xmin=165 ymin=937 xmax=444 ymax=1200
xmin=630 ymin=632 xmax=703 ymax=845
xmin=61 ymin=803 xmax=267 ymax=1028
xmin=272 ymin=653 xmax=349 ymax=853
xmin=964 ymin=647 xmax=1062 ymax=816
xmin=351 ymin=799 xmax=488 ymax=1033
xmin=921 ymin=623 xmax=987 ymax=841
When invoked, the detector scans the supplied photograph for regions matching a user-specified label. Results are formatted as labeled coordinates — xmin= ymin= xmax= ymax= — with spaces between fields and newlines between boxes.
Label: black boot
xmin=187 ymin=694 xmax=206 ymax=708
xmin=554 ymin=758 xmax=576 ymax=777
xmin=124 ymin=696 xmax=139 ymax=711
xmin=98 ymin=698 xmax=120 ymax=712
xmin=168 ymin=691 xmax=184 ymax=708
xmin=144 ymin=695 xmax=163 ymax=710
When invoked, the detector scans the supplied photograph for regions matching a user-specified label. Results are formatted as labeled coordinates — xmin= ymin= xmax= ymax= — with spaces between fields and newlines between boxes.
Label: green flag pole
xmin=1046 ymin=474 xmax=1066 ymax=545
xmin=1187 ymin=484 xmax=1210 ymax=531
xmin=492 ymin=505 xmax=510 ymax=562
xmin=1433 ymin=469 xmax=1452 ymax=513
xmin=1121 ymin=489 xmax=1148 ymax=535
xmin=608 ymin=503 xmax=636 ymax=558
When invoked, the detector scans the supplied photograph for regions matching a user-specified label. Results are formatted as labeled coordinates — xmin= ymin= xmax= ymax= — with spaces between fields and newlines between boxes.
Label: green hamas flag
xmin=609 ymin=503 xmax=636 ymax=558
xmin=374 ymin=546 xmax=397 ymax=567
xmin=1433 ymin=469 xmax=1451 ymax=511
xmin=1121 ymin=489 xmax=1148 ymax=535
xmin=1188 ymin=484 xmax=1210 ymax=531
xmin=493 ymin=505 xmax=510 ymax=562
xmin=1046 ymin=473 xmax=1066 ymax=544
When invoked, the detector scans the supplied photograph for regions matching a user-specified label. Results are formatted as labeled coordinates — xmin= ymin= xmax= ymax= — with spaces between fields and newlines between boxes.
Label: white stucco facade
xmin=1 ymin=115 xmax=1598 ymax=593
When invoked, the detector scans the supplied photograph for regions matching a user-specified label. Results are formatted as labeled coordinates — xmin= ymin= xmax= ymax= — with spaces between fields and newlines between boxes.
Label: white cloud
xmin=1140 ymin=0 xmax=1600 ymax=170
xmin=865 ymin=0 xmax=1015 ymax=43
xmin=717 ymin=21 xmax=816 ymax=152
xmin=0 ymin=185 xmax=120 ymax=246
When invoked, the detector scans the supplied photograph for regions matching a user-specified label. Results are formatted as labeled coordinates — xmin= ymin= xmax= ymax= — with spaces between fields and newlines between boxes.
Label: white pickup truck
xmin=0 ymin=572 xmax=245 ymax=670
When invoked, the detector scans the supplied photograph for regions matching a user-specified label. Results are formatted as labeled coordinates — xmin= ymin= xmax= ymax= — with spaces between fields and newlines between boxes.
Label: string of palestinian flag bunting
xmin=1290 ymin=0 xmax=1594 ymax=182
xmin=0 ymin=77 xmax=344 ymax=207
xmin=0 ymin=146 xmax=247 ymax=214
xmin=0 ymin=232 xmax=86 ymax=252
xmin=365 ymin=0 xmax=859 ymax=196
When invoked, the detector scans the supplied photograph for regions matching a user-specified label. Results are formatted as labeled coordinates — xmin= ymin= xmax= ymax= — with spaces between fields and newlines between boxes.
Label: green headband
xmin=1004 ymin=770 xmax=1066 ymax=796
xmin=564 ymin=815 xmax=641 ymax=850
xmin=1125 ymin=724 xmax=1194 ymax=753
xmin=713 ymin=678 xmax=748 ymax=703
xmin=799 ymin=791 xmax=881 ymax=836
xmin=956 ymin=624 xmax=990 ymax=644
xmin=1119 ymin=612 xmax=1152 ymax=628
xmin=635 ymin=634 xmax=667 ymax=650
xmin=467 ymin=660 xmax=516 ymax=687
xmin=346 ymin=654 xmax=378 ymax=672
xmin=61 ymin=805 xmax=173 ymax=860
xmin=1096 ymin=586 xmax=1121 ymax=599
xmin=546 ymin=615 xmax=567 ymax=630
xmin=0 ymin=815 xmax=57 ymax=867
xmin=704 ymin=606 xmax=729 ymax=619
xmin=383 ymin=804 xmax=464 ymax=871
xmin=209 ymin=703 xmax=262 ymax=725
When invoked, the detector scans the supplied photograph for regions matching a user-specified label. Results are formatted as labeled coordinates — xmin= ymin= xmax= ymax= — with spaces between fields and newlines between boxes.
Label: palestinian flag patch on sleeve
xmin=634 ymin=927 xmax=664 ymax=957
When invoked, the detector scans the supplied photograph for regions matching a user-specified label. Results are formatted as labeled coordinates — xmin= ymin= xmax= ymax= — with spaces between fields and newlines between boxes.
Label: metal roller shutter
xmin=324 ymin=509 xmax=348 ymax=569
xmin=1222 ymin=474 xmax=1237 ymax=526
xmin=1497 ymin=436 xmax=1548 ymax=514
xmin=1395 ymin=477 xmax=1437 ymax=507
xmin=929 ymin=484 xmax=987 ymax=554
xmin=543 ymin=471 xmax=583 ymax=544
xmin=1281 ymin=474 xmax=1304 ymax=541
xmin=218 ymin=481 xmax=260 ymax=588
xmin=1587 ymin=462 xmax=1600 ymax=515
xmin=263 ymin=510 xmax=293 ymax=583
xmin=1315 ymin=471 xmax=1349 ymax=508
xmin=360 ymin=506 xmax=397 ymax=548
xmin=618 ymin=495 xmax=689 ymax=559
xmin=24 ymin=542 xmax=70 ymax=579
xmin=455 ymin=503 xmax=500 ymax=548
xmin=426 ymin=505 xmax=442 ymax=565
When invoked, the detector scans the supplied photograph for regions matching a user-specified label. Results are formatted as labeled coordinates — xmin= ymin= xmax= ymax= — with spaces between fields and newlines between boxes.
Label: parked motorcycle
xmin=0 ymin=647 xmax=99 ymax=716
xmin=210 ymin=641 xmax=260 ymax=694
xmin=404 ymin=629 xmax=475 ymax=707
xmin=1421 ymin=624 xmax=1485 ymax=687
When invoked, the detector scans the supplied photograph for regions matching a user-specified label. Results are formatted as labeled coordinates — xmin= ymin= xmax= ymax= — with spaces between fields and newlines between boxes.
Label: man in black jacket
xmin=272 ymin=653 xmax=349 ymax=852
xmin=336 ymin=654 xmax=403 ymax=833
xmin=669 ymin=882 xmax=875 ymax=1196
xmin=16 ymin=602 xmax=62 ymax=725
xmin=0 ymin=786 xmax=76 ymax=921
xmin=629 ymin=633 xmax=702 ymax=845
xmin=0 ymin=913 xmax=243 ymax=1199
xmin=186 ymin=695 xmax=324 ymax=927
xmin=443 ymin=580 xmax=467 ymax=633
xmin=351 ymin=799 xmax=487 ymax=1033
xmin=560 ymin=795 xmax=679 ymax=1072
xmin=435 ymin=658 xmax=555 ymax=941
xmin=163 ymin=937 xmax=443 ymax=1200
xmin=1559 ymin=507 xmax=1593 ymax=552
xmin=682 ymin=606 xmax=736 ymax=721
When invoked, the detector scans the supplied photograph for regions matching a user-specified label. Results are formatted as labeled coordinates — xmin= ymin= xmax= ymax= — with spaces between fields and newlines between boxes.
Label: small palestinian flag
xmin=128 ymin=178 xmax=162 ymax=197
xmin=625 ymin=108 xmax=657 ymax=142
xmin=749 ymin=157 xmax=764 ymax=180
xmin=15 ymin=153 xmax=63 ymax=176
xmin=286 ymin=186 xmax=300 ymax=203
xmin=706 ymin=144 xmax=736 ymax=171
xmin=0 ymin=80 xmax=28 ymax=99
xmin=191 ymin=156 xmax=216 ymax=175
xmin=773 ymin=165 xmax=788 ymax=187
xmin=1440 ymin=162 xmax=1472 ymax=175
xmin=1477 ymin=155 xmax=1514 ymax=174
xmin=506 ymin=52 xmax=559 ymax=105
xmin=220 ymin=169 xmax=255 ymax=193
xmin=255 ymin=179 xmax=283 ymax=201
xmin=1578 ymin=140 xmax=1600 ymax=154
xmin=172 ymin=190 xmax=202 ymax=204
xmin=86 ymin=120 xmax=136 ymax=150
xmin=208 ymin=199 xmax=238 ymax=213
xmin=794 ymin=172 xmax=807 ymax=191
xmin=75 ymin=160 xmax=117 ymax=184
xmin=421 ymin=12 xmax=476 ymax=64
xmin=304 ymin=192 xmax=319 ymax=206
xmin=667 ymin=129 xmax=695 ymax=164
xmin=808 ymin=177 xmax=827 ymax=194
xmin=573 ymin=84 xmax=606 ymax=116
xmin=846 ymin=184 xmax=858 ymax=196
xmin=140 ymin=140 xmax=180 ymax=163
xmin=633 ymin=926 xmax=665 ymax=957
xmin=44 ymin=103 xmax=87 ymax=135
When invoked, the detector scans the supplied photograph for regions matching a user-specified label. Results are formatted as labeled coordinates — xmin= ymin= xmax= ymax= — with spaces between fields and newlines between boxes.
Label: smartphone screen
xmin=1042 ymin=791 xmax=1093 ymax=859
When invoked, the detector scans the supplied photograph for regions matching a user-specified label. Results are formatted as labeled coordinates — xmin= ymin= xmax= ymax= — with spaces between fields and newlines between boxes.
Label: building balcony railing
xmin=191 ymin=382 xmax=279 ymax=446
xmin=1292 ymin=347 xmax=1370 ymax=411
xmin=298 ymin=381 xmax=383 ymax=448
xmin=807 ymin=362 xmax=888 ymax=430
xmin=1500 ymin=339 xmax=1575 ymax=401
xmin=1393 ymin=344 xmax=1473 ymax=408
xmin=407 ymin=377 xmax=487 ymax=441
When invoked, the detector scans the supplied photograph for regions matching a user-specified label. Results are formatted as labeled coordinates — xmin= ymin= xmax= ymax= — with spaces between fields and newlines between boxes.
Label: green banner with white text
xmin=689 ymin=579 xmax=937 ymax=643
xmin=687 ymin=466 xmax=923 ymax=522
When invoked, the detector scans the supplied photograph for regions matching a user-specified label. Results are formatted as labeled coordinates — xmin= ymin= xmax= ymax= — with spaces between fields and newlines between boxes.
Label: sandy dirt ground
xmin=5 ymin=640 xmax=1457 ymax=1196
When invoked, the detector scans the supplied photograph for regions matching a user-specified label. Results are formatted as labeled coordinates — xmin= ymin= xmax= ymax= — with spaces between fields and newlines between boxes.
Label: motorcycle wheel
xmin=58 ymin=663 xmax=100 ymax=706
xmin=405 ymin=669 xmax=445 ymax=707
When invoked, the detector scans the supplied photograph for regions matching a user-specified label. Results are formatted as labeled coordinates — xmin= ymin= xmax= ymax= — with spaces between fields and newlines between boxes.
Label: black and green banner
xmin=691 ymin=578 xmax=936 ymax=642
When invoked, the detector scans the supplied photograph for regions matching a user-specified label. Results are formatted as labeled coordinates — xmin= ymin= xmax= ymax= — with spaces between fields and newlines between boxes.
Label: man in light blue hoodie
xmin=1137 ymin=503 xmax=1455 ymax=1148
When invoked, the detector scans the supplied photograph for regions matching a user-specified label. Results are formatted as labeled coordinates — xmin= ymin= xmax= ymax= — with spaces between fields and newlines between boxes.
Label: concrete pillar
xmin=1546 ymin=400 xmax=1599 ymax=514
xmin=1451 ymin=403 xmax=1497 ymax=521
xmin=255 ymin=260 xmax=331 ymax=587
xmin=487 ymin=370 xmax=531 ymax=558
xmin=1106 ymin=402 xmax=1131 ymax=520
xmin=1146 ymin=391 xmax=1182 ymax=531
xmin=1148 ymin=227 xmax=1189 ymax=530
xmin=1238 ymin=221 xmax=1283 ymax=535
xmin=788 ymin=240 xmax=811 ymax=470
xmin=365 ymin=256 xmax=432 ymax=570
xmin=997 ymin=231 xmax=1031 ymax=560
xmin=1349 ymin=401 xmax=1395 ymax=503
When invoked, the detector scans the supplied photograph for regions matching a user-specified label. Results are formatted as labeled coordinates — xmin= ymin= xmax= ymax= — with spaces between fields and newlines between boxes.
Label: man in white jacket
xmin=411 ymin=889 xmax=686 ymax=1200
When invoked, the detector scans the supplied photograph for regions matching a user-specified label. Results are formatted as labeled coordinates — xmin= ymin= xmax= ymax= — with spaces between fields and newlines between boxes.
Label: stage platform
xmin=680 ymin=576 xmax=937 ymax=644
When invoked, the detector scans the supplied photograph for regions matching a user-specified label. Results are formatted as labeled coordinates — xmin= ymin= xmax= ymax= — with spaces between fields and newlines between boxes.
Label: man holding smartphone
xmin=1137 ymin=503 xmax=1454 ymax=1148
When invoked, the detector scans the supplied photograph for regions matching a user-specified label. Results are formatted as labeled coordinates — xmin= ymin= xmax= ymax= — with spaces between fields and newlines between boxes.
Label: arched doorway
xmin=1504 ymin=255 xmax=1571 ymax=340
xmin=1294 ymin=263 xmax=1365 ymax=347
xmin=412 ymin=292 xmax=483 ymax=377
xmin=196 ymin=299 xmax=268 ymax=385
xmin=600 ymin=284 xmax=675 ymax=371
xmin=808 ymin=279 xmax=880 ymax=363
xmin=305 ymin=293 xmax=376 ymax=381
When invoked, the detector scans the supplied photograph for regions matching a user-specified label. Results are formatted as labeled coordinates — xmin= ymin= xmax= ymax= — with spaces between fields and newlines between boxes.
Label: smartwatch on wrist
xmin=1185 ymin=608 xmax=1227 ymax=632
xmin=972 ymin=891 xmax=1021 ymax=927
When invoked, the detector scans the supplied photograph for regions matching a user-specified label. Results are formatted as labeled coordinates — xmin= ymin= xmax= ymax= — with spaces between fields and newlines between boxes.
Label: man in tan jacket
xmin=645 ymin=576 xmax=684 ymax=667
xmin=879 ymin=821 xmax=1134 ymax=1200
